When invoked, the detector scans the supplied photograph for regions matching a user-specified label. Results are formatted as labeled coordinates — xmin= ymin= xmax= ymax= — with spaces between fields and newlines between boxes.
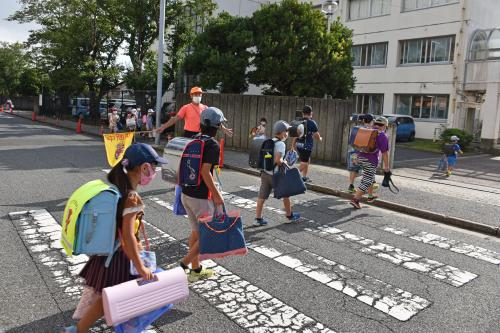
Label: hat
xmin=123 ymin=143 xmax=167 ymax=168
xmin=147 ymin=108 xmax=154 ymax=113
xmin=273 ymin=120 xmax=291 ymax=134
xmin=302 ymin=105 xmax=313 ymax=114
xmin=361 ymin=113 xmax=374 ymax=123
xmin=190 ymin=86 xmax=203 ymax=95
xmin=201 ymin=107 xmax=226 ymax=128
xmin=450 ymin=135 xmax=460 ymax=142
xmin=374 ymin=116 xmax=388 ymax=127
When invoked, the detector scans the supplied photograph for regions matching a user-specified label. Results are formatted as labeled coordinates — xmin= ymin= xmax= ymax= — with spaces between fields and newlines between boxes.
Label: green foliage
xmin=440 ymin=128 xmax=474 ymax=149
xmin=184 ymin=12 xmax=253 ymax=93
xmin=250 ymin=0 xmax=355 ymax=97
xmin=11 ymin=0 xmax=125 ymax=117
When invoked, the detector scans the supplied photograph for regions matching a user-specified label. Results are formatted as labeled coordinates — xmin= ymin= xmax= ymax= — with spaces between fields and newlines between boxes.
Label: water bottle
xmin=264 ymin=152 xmax=272 ymax=170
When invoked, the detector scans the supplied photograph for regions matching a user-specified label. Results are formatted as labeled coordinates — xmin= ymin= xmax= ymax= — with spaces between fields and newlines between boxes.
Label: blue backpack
xmin=73 ymin=185 xmax=121 ymax=267
xmin=178 ymin=136 xmax=210 ymax=187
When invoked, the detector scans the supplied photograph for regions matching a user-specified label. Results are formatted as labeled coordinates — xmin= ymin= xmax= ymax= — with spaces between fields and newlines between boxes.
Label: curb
xmin=223 ymin=163 xmax=500 ymax=237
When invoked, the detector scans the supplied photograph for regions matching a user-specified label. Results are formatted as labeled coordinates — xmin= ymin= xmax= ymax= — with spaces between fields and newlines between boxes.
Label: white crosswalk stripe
xmin=9 ymin=209 xmax=335 ymax=333
xmin=149 ymin=196 xmax=431 ymax=321
xmin=380 ymin=226 xmax=500 ymax=265
xmin=215 ymin=189 xmax=479 ymax=287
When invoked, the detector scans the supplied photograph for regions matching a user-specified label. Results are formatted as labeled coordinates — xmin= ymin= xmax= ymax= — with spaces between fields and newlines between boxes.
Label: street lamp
xmin=321 ymin=0 xmax=338 ymax=32
xmin=155 ymin=0 xmax=166 ymax=146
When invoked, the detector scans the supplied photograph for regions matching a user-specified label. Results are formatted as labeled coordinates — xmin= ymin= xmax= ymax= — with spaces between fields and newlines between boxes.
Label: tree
xmin=11 ymin=0 xmax=125 ymax=118
xmin=117 ymin=0 xmax=216 ymax=106
xmin=250 ymin=0 xmax=355 ymax=98
xmin=183 ymin=12 xmax=253 ymax=93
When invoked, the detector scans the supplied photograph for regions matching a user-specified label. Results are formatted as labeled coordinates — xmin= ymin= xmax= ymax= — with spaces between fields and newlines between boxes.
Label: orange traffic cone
xmin=219 ymin=138 xmax=225 ymax=167
xmin=31 ymin=111 xmax=36 ymax=121
xmin=76 ymin=118 xmax=82 ymax=133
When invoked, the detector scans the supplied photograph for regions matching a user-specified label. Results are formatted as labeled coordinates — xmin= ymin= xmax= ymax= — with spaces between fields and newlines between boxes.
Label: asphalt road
xmin=1 ymin=113 xmax=499 ymax=333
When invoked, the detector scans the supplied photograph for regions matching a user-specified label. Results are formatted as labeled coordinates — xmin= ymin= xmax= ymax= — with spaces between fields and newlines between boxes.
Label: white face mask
xmin=192 ymin=96 xmax=202 ymax=104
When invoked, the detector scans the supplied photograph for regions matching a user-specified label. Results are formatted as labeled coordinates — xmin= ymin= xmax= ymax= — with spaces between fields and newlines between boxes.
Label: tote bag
xmin=272 ymin=165 xmax=306 ymax=199
xmin=198 ymin=205 xmax=247 ymax=261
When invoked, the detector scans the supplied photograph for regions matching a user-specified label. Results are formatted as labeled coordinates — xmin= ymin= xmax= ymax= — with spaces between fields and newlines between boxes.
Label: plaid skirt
xmin=79 ymin=250 xmax=135 ymax=292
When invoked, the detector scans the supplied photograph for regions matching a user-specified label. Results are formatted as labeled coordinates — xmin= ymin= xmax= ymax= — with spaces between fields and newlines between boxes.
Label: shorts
xmin=447 ymin=155 xmax=457 ymax=167
xmin=183 ymin=130 xmax=199 ymax=138
xmin=181 ymin=193 xmax=214 ymax=231
xmin=297 ymin=148 xmax=312 ymax=163
xmin=258 ymin=172 xmax=274 ymax=200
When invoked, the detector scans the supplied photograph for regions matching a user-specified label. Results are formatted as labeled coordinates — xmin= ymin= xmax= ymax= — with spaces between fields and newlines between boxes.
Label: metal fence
xmin=175 ymin=93 xmax=354 ymax=164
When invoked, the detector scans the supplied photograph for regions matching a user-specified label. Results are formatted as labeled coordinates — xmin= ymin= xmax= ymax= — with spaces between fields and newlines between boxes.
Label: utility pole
xmin=155 ymin=0 xmax=166 ymax=146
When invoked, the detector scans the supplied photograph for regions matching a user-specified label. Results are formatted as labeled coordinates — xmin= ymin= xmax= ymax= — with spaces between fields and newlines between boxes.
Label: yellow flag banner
xmin=103 ymin=132 xmax=134 ymax=167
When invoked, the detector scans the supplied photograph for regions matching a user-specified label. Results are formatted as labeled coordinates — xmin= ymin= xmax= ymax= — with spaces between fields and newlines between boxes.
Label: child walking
xmin=179 ymin=107 xmax=226 ymax=283
xmin=60 ymin=143 xmax=167 ymax=333
xmin=255 ymin=120 xmax=301 ymax=226
xmin=250 ymin=117 xmax=267 ymax=139
xmin=350 ymin=116 xmax=391 ymax=209
xmin=445 ymin=135 xmax=463 ymax=176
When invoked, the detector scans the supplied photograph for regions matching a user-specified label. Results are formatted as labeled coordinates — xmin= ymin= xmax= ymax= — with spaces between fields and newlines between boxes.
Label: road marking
xmin=10 ymin=209 xmax=335 ymax=332
xmin=210 ymin=189 xmax=478 ymax=287
xmin=381 ymin=226 xmax=500 ymax=265
xmin=149 ymin=197 xmax=431 ymax=321
xmin=249 ymin=239 xmax=431 ymax=321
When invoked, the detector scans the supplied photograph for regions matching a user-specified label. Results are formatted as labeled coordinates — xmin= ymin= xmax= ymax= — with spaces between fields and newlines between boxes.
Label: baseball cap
xmin=450 ymin=135 xmax=460 ymax=142
xmin=374 ymin=116 xmax=388 ymax=127
xmin=190 ymin=86 xmax=203 ymax=95
xmin=123 ymin=143 xmax=167 ymax=168
xmin=200 ymin=107 xmax=227 ymax=128
xmin=273 ymin=120 xmax=291 ymax=134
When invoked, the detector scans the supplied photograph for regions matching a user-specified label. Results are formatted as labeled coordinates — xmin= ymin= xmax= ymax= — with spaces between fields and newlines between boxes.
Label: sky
xmin=0 ymin=0 xmax=39 ymax=43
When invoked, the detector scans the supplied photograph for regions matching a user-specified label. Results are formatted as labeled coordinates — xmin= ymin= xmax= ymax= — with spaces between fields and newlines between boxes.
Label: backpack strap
xmin=104 ymin=240 xmax=121 ymax=268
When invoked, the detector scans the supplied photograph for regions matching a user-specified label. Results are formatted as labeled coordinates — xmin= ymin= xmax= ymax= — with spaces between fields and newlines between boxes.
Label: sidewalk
xmin=223 ymin=149 xmax=500 ymax=232
xmin=10 ymin=110 xmax=500 ymax=233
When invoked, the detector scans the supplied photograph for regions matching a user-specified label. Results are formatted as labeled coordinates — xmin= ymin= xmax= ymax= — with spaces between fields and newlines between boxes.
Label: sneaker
xmin=286 ymin=212 xmax=301 ymax=222
xmin=367 ymin=195 xmax=378 ymax=203
xmin=255 ymin=217 xmax=268 ymax=226
xmin=302 ymin=176 xmax=311 ymax=183
xmin=188 ymin=267 xmax=214 ymax=283
xmin=350 ymin=198 xmax=361 ymax=209
xmin=348 ymin=184 xmax=355 ymax=193
xmin=446 ymin=170 xmax=452 ymax=177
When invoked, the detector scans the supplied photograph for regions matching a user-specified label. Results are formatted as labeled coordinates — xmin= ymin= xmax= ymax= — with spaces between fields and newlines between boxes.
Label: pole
xmin=155 ymin=0 xmax=166 ymax=146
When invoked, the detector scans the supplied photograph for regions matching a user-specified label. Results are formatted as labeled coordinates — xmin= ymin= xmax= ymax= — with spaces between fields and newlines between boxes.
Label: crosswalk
xmin=7 ymin=183 xmax=499 ymax=332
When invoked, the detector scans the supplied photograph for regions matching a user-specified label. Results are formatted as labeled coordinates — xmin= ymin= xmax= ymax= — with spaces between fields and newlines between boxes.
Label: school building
xmin=308 ymin=0 xmax=500 ymax=149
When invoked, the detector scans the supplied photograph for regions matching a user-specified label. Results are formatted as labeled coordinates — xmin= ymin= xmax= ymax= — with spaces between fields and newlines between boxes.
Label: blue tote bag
xmin=198 ymin=205 xmax=247 ymax=261
xmin=173 ymin=185 xmax=187 ymax=216
xmin=272 ymin=165 xmax=307 ymax=199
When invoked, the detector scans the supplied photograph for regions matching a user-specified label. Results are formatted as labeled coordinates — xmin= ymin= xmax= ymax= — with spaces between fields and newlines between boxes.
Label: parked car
xmin=384 ymin=114 xmax=416 ymax=141
xmin=69 ymin=97 xmax=107 ymax=119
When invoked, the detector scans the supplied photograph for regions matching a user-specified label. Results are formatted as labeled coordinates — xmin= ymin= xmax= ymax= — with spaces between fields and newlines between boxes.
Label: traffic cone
xmin=219 ymin=138 xmax=225 ymax=167
xmin=0 ymin=105 xmax=3 ymax=113
xmin=31 ymin=111 xmax=36 ymax=121
xmin=76 ymin=118 xmax=82 ymax=133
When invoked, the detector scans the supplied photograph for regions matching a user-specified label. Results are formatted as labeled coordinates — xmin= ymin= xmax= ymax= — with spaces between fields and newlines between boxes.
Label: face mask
xmin=192 ymin=96 xmax=202 ymax=104
xmin=139 ymin=163 xmax=156 ymax=186
xmin=260 ymin=122 xmax=266 ymax=126
xmin=113 ymin=111 xmax=117 ymax=114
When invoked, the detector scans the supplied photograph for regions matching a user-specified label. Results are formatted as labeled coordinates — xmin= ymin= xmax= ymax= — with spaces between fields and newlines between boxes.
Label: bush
xmin=440 ymin=128 xmax=474 ymax=150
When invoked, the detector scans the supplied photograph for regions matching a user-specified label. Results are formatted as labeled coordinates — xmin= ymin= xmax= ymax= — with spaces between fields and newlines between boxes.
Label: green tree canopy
xmin=250 ymin=0 xmax=355 ymax=98
xmin=183 ymin=12 xmax=253 ymax=93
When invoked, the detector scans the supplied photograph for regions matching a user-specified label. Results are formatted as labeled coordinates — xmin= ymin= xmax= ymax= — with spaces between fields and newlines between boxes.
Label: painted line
xmin=248 ymin=239 xmax=431 ymax=321
xmin=10 ymin=209 xmax=335 ymax=333
xmin=381 ymin=226 xmax=500 ymax=265
xmin=213 ymin=189 xmax=478 ymax=287
xmin=150 ymin=197 xmax=431 ymax=321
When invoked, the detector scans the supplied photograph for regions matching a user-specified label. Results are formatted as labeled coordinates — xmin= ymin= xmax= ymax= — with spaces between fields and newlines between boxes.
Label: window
xmin=353 ymin=94 xmax=384 ymax=115
xmin=352 ymin=43 xmax=388 ymax=67
xmin=469 ymin=29 xmax=500 ymax=61
xmin=349 ymin=0 xmax=391 ymax=20
xmin=395 ymin=95 xmax=449 ymax=120
xmin=402 ymin=0 xmax=458 ymax=11
xmin=400 ymin=35 xmax=455 ymax=65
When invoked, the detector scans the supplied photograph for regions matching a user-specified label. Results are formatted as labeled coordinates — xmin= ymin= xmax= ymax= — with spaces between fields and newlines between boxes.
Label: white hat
xmin=147 ymin=109 xmax=154 ymax=113
xmin=450 ymin=135 xmax=460 ymax=142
